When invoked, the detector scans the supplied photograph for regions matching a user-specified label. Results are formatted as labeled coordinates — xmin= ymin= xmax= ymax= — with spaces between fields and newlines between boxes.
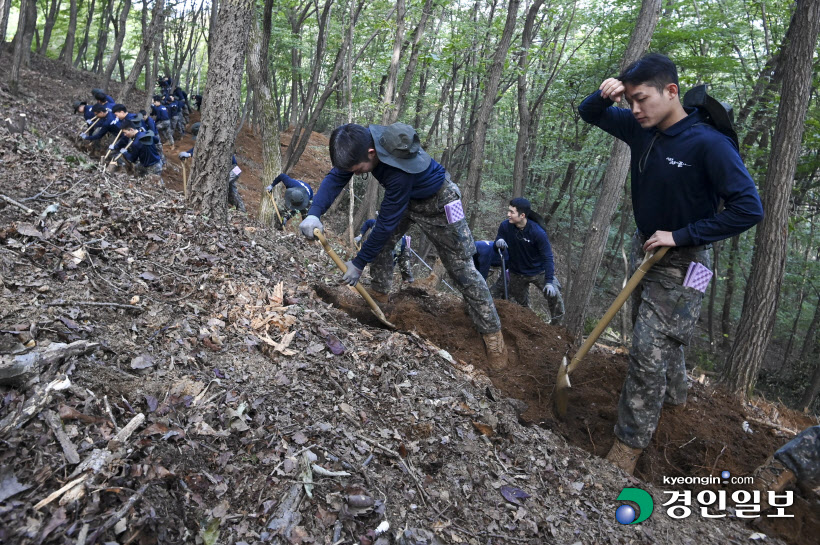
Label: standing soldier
xmin=298 ymin=123 xmax=508 ymax=369
xmin=151 ymin=96 xmax=174 ymax=149
xmin=494 ymin=198 xmax=564 ymax=324
xmin=578 ymin=53 xmax=763 ymax=474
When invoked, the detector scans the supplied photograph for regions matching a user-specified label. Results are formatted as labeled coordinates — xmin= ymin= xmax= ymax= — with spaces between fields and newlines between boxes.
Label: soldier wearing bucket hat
xmin=299 ymin=122 xmax=508 ymax=370
xmin=579 ymin=52 xmax=763 ymax=475
xmin=266 ymin=173 xmax=314 ymax=227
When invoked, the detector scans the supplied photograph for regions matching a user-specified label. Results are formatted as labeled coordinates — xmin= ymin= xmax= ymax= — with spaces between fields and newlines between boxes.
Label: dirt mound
xmin=315 ymin=282 xmax=818 ymax=524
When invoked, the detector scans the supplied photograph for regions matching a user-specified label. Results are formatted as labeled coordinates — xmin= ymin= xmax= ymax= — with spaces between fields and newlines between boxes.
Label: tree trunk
xmin=189 ymin=0 xmax=254 ymax=222
xmin=512 ymin=0 xmax=545 ymax=198
xmin=59 ymin=0 xmax=79 ymax=63
xmin=722 ymin=0 xmax=820 ymax=398
xmin=563 ymin=0 xmax=662 ymax=341
xmin=380 ymin=0 xmax=406 ymax=124
xmin=0 ymin=0 xmax=12 ymax=44
xmin=119 ymin=0 xmax=165 ymax=106
xmin=799 ymin=292 xmax=820 ymax=362
xmin=9 ymin=0 xmax=37 ymax=94
xmin=102 ymin=0 xmax=132 ymax=88
xmin=463 ymin=0 xmax=520 ymax=214
xmin=720 ymin=234 xmax=740 ymax=350
xmin=799 ymin=356 xmax=820 ymax=412
xmin=707 ymin=240 xmax=720 ymax=346
xmin=92 ymin=0 xmax=115 ymax=73
xmin=38 ymin=0 xmax=63 ymax=55
xmin=74 ymin=0 xmax=97 ymax=68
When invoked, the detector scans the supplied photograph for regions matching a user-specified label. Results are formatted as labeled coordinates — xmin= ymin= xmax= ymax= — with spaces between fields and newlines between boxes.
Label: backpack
xmin=683 ymin=84 xmax=740 ymax=150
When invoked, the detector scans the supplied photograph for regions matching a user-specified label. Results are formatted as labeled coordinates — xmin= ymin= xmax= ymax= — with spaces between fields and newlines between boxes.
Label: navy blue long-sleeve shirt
xmin=309 ymin=159 xmax=447 ymax=270
xmin=359 ymin=218 xmax=376 ymax=237
xmin=141 ymin=115 xmax=160 ymax=145
xmin=151 ymin=105 xmax=170 ymax=122
xmin=122 ymin=130 xmax=162 ymax=166
xmin=473 ymin=240 xmax=508 ymax=280
xmin=273 ymin=173 xmax=314 ymax=200
xmin=87 ymin=113 xmax=118 ymax=141
xmin=578 ymin=90 xmax=763 ymax=246
xmin=495 ymin=220 xmax=555 ymax=282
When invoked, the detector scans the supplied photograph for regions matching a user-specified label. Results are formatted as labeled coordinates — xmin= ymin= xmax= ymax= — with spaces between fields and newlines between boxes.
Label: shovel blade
xmin=554 ymin=356 xmax=571 ymax=418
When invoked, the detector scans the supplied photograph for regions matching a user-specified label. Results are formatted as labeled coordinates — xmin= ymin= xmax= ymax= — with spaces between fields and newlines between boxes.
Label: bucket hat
xmin=368 ymin=123 xmax=431 ymax=174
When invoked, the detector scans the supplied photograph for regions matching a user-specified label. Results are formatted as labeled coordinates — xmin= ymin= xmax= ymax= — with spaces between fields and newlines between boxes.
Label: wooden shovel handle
xmin=313 ymin=229 xmax=395 ymax=329
xmin=565 ymin=245 xmax=669 ymax=376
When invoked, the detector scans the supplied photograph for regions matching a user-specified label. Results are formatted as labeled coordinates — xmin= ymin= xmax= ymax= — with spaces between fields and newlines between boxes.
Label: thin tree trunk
xmin=74 ymin=0 xmax=97 ymax=68
xmin=722 ymin=0 xmax=820 ymax=397
xmin=0 ymin=0 xmax=12 ymax=44
xmin=707 ymin=240 xmax=720 ymax=347
xmin=38 ymin=0 xmax=63 ymax=55
xmin=799 ymin=356 xmax=820 ymax=412
xmin=9 ymin=0 xmax=37 ymax=94
xmin=189 ymin=0 xmax=254 ymax=222
xmin=463 ymin=0 xmax=520 ymax=219
xmin=120 ymin=0 xmax=165 ymax=106
xmin=563 ymin=0 xmax=662 ymax=341
xmin=102 ymin=0 xmax=132 ymax=88
xmin=799 ymin=292 xmax=820 ymax=362
xmin=92 ymin=0 xmax=116 ymax=73
xmin=720 ymin=234 xmax=740 ymax=350
xmin=59 ymin=0 xmax=79 ymax=63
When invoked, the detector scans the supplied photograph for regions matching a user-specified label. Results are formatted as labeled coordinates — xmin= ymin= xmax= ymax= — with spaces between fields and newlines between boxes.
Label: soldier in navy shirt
xmin=115 ymin=119 xmax=162 ymax=177
xmin=494 ymin=198 xmax=564 ymax=323
xmin=298 ymin=123 xmax=507 ymax=369
xmin=579 ymin=53 xmax=763 ymax=474
xmin=266 ymin=173 xmax=314 ymax=227
xmin=151 ymin=96 xmax=174 ymax=148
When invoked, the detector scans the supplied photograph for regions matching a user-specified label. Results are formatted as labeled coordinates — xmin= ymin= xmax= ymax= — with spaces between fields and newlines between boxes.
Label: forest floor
xmin=1 ymin=51 xmax=818 ymax=545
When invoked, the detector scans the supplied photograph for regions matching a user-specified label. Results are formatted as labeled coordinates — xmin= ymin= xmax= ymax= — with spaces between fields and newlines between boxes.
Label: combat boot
xmin=482 ymin=330 xmax=508 ymax=370
xmin=753 ymin=457 xmax=796 ymax=508
xmin=606 ymin=438 xmax=643 ymax=475
xmin=366 ymin=287 xmax=389 ymax=305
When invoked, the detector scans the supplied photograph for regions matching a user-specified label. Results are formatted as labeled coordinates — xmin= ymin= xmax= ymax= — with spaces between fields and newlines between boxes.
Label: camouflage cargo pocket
xmin=433 ymin=181 xmax=476 ymax=260
xmin=639 ymin=277 xmax=704 ymax=345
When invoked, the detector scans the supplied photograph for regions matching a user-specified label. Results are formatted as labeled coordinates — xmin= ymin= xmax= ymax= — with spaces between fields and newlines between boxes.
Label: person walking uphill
xmin=298 ymin=123 xmax=508 ymax=369
xmin=579 ymin=53 xmax=764 ymax=475
xmin=494 ymin=198 xmax=564 ymax=325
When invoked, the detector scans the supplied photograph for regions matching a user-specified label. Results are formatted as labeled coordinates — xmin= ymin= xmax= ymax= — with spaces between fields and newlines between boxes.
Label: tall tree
xmin=119 ymin=0 xmax=165 ymax=105
xmin=563 ymin=0 xmax=662 ymax=341
xmin=189 ymin=0 xmax=255 ymax=221
xmin=722 ymin=0 xmax=820 ymax=397
xmin=9 ymin=0 xmax=37 ymax=95
xmin=74 ymin=0 xmax=97 ymax=68
xmin=102 ymin=0 xmax=133 ymax=89
xmin=0 ymin=0 xmax=12 ymax=44
xmin=59 ymin=0 xmax=80 ymax=64
xmin=463 ymin=0 xmax=520 ymax=214
xmin=38 ymin=0 xmax=63 ymax=54
xmin=91 ymin=0 xmax=116 ymax=73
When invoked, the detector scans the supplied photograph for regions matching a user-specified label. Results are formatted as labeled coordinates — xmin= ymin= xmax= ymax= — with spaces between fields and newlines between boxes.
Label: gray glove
xmin=265 ymin=183 xmax=273 ymax=192
xmin=543 ymin=283 xmax=558 ymax=297
xmin=108 ymin=144 xmax=116 ymax=150
xmin=342 ymin=261 xmax=363 ymax=286
xmin=178 ymin=151 xmax=191 ymax=159
xmin=86 ymin=118 xmax=94 ymax=125
xmin=299 ymin=215 xmax=323 ymax=239
xmin=354 ymin=235 xmax=362 ymax=244
xmin=495 ymin=239 xmax=508 ymax=251
xmin=80 ymin=133 xmax=89 ymax=140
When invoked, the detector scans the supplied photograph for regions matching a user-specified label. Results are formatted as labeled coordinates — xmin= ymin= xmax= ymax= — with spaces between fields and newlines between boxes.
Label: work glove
xmin=494 ymin=239 xmax=508 ymax=251
xmin=178 ymin=151 xmax=191 ymax=159
xmin=86 ymin=118 xmax=94 ymax=125
xmin=265 ymin=183 xmax=273 ymax=192
xmin=80 ymin=134 xmax=89 ymax=140
xmin=341 ymin=260 xmax=363 ymax=286
xmin=354 ymin=235 xmax=362 ymax=244
xmin=108 ymin=144 xmax=116 ymax=150
xmin=299 ymin=215 xmax=323 ymax=239
xmin=543 ymin=283 xmax=558 ymax=298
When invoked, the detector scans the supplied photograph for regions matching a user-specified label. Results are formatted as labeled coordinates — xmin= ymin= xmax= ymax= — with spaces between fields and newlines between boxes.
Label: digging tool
xmin=498 ymin=249 xmax=508 ymax=300
xmin=313 ymin=229 xmax=395 ymax=329
xmin=554 ymin=246 xmax=670 ymax=418
xmin=268 ymin=190 xmax=284 ymax=227
xmin=101 ymin=129 xmax=123 ymax=167
xmin=106 ymin=138 xmax=135 ymax=173
xmin=406 ymin=247 xmax=456 ymax=293
xmin=79 ymin=118 xmax=100 ymax=137
xmin=181 ymin=158 xmax=189 ymax=199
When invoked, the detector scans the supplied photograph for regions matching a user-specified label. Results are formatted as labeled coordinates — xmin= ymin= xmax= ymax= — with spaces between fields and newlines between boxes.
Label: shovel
xmin=79 ymin=117 xmax=100 ymax=137
xmin=101 ymin=129 xmax=124 ymax=168
xmin=554 ymin=246 xmax=669 ymax=418
xmin=269 ymin=190 xmax=284 ymax=227
xmin=498 ymin=249 xmax=508 ymax=300
xmin=313 ymin=229 xmax=395 ymax=329
xmin=181 ymin=158 xmax=189 ymax=199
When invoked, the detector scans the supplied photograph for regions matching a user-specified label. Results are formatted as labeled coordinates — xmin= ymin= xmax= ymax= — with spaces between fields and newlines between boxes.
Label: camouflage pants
xmin=156 ymin=120 xmax=173 ymax=147
xmin=369 ymin=178 xmax=500 ymax=334
xmin=775 ymin=425 xmax=820 ymax=488
xmin=227 ymin=172 xmax=246 ymax=211
xmin=171 ymin=115 xmax=185 ymax=136
xmin=615 ymin=232 xmax=711 ymax=449
xmin=135 ymin=162 xmax=163 ymax=177
xmin=492 ymin=272 xmax=564 ymax=324
xmin=182 ymin=104 xmax=191 ymax=126
xmin=394 ymin=244 xmax=414 ymax=283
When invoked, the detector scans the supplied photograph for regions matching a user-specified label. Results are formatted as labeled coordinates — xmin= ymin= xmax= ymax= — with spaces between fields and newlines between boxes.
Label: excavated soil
xmin=314 ymin=282 xmax=818 ymax=491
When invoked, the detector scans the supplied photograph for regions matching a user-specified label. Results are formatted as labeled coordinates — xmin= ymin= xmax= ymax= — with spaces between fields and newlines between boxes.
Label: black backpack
xmin=683 ymin=84 xmax=739 ymax=150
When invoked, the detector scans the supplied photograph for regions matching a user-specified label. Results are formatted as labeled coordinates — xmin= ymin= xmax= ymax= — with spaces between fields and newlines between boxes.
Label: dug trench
xmin=315 ymin=282 xmax=820 ymax=544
